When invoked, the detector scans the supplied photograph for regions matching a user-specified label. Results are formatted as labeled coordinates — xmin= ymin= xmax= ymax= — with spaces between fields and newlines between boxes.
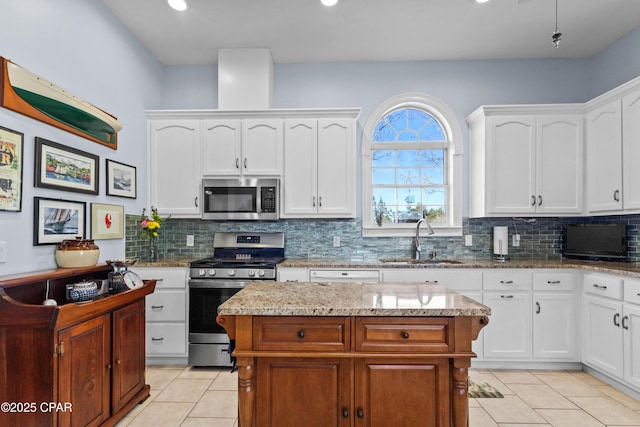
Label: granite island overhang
xmin=216 ymin=281 xmax=491 ymax=427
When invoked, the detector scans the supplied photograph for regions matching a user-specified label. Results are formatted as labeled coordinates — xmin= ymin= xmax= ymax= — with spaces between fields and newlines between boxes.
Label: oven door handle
xmin=188 ymin=279 xmax=251 ymax=289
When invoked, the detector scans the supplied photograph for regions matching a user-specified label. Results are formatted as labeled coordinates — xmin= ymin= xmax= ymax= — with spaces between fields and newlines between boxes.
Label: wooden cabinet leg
xmin=451 ymin=362 xmax=469 ymax=427
xmin=237 ymin=358 xmax=256 ymax=427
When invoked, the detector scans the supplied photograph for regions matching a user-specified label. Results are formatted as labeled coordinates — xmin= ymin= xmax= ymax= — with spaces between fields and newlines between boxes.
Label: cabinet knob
xmin=107 ymin=364 xmax=112 ymax=370
xmin=357 ymin=408 xmax=364 ymax=418
xmin=297 ymin=330 xmax=305 ymax=339
xmin=401 ymin=331 xmax=410 ymax=339
xmin=116 ymin=359 xmax=121 ymax=365
xmin=342 ymin=408 xmax=349 ymax=418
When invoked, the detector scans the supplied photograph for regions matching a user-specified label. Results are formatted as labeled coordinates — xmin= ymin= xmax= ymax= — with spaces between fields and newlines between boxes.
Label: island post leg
xmin=451 ymin=359 xmax=470 ymax=427
xmin=237 ymin=357 xmax=256 ymax=427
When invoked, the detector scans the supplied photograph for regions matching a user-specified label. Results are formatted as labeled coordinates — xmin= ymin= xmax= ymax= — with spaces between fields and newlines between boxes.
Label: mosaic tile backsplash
xmin=125 ymin=214 xmax=640 ymax=262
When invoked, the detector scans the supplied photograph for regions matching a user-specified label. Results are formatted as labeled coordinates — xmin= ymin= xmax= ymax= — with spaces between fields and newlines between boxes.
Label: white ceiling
xmin=100 ymin=0 xmax=640 ymax=65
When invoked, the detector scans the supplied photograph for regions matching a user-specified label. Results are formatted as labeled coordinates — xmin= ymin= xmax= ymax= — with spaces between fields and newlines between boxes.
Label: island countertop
xmin=217 ymin=281 xmax=491 ymax=317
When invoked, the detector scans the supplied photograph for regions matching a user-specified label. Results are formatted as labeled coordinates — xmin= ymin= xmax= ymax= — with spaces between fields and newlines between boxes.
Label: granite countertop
xmin=280 ymin=258 xmax=640 ymax=276
xmin=217 ymin=281 xmax=491 ymax=317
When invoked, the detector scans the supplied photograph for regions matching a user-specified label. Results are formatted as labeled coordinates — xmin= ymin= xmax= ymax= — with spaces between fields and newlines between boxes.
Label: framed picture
xmin=91 ymin=203 xmax=124 ymax=240
xmin=33 ymin=197 xmax=85 ymax=245
xmin=0 ymin=125 xmax=24 ymax=212
xmin=106 ymin=159 xmax=136 ymax=199
xmin=35 ymin=137 xmax=99 ymax=195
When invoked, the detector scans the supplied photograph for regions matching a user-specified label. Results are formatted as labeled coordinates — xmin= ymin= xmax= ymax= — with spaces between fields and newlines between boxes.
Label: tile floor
xmin=115 ymin=367 xmax=640 ymax=427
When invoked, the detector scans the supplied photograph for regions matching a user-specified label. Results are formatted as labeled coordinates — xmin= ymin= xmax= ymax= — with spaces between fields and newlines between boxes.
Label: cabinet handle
xmin=547 ymin=280 xmax=561 ymax=284
xmin=357 ymin=408 xmax=364 ymax=418
xmin=319 ymin=196 xmax=322 ymax=207
xmin=500 ymin=280 xmax=514 ymax=284
xmin=342 ymin=408 xmax=349 ymax=418
xmin=592 ymin=284 xmax=607 ymax=290
xmin=500 ymin=295 xmax=514 ymax=299
xmin=194 ymin=196 xmax=198 ymax=207
xmin=151 ymin=337 xmax=164 ymax=341
xmin=244 ymin=158 xmax=248 ymax=169
xmin=151 ymin=305 xmax=164 ymax=309
xmin=312 ymin=196 xmax=316 ymax=207
xmin=614 ymin=189 xmax=620 ymax=202
xmin=622 ymin=315 xmax=629 ymax=330
xmin=235 ymin=158 xmax=239 ymax=169
xmin=614 ymin=313 xmax=621 ymax=327
xmin=531 ymin=195 xmax=536 ymax=206
xmin=297 ymin=330 xmax=305 ymax=339
xmin=538 ymin=195 xmax=542 ymax=206
xmin=535 ymin=301 xmax=541 ymax=314
xmin=401 ymin=331 xmax=410 ymax=339
xmin=424 ymin=280 xmax=439 ymax=283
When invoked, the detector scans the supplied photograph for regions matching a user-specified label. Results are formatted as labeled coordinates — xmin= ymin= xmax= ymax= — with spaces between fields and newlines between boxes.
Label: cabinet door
xmin=255 ymin=357 xmax=351 ymax=427
xmin=586 ymin=101 xmax=622 ymax=213
xmin=112 ymin=300 xmax=146 ymax=413
xmin=201 ymin=119 xmax=242 ymax=176
xmin=582 ymin=295 xmax=623 ymax=378
xmin=283 ymin=119 xmax=317 ymax=215
xmin=536 ymin=116 xmax=583 ymax=214
xmin=533 ymin=292 xmax=578 ymax=360
xmin=317 ymin=119 xmax=355 ymax=217
xmin=149 ymin=120 xmax=201 ymax=217
xmin=623 ymin=303 xmax=640 ymax=390
xmin=622 ymin=89 xmax=640 ymax=211
xmin=486 ymin=116 xmax=536 ymax=214
xmin=57 ymin=314 xmax=111 ymax=427
xmin=483 ymin=292 xmax=532 ymax=359
xmin=242 ymin=119 xmax=283 ymax=176
xmin=355 ymin=357 xmax=450 ymax=427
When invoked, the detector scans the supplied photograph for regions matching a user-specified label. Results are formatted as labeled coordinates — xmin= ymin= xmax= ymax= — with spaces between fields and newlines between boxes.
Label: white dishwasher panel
xmin=309 ymin=269 xmax=380 ymax=282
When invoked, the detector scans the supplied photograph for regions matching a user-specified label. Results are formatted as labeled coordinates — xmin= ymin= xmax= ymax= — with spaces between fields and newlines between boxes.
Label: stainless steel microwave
xmin=201 ymin=178 xmax=279 ymax=220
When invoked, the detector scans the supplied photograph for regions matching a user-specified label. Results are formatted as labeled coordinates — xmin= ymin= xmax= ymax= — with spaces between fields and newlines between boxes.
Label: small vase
xmin=148 ymin=239 xmax=157 ymax=262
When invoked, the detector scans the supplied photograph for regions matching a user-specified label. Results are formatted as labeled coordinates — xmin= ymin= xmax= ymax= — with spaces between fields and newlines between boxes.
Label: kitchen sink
xmin=378 ymin=258 xmax=463 ymax=265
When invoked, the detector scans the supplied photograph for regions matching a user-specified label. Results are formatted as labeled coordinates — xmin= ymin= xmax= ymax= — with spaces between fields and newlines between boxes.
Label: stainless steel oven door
xmin=188 ymin=279 xmax=249 ymax=344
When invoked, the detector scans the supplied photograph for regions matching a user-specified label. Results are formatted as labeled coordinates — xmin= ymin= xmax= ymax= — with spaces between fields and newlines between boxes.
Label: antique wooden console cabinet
xmin=0 ymin=265 xmax=156 ymax=427
xmin=216 ymin=281 xmax=490 ymax=427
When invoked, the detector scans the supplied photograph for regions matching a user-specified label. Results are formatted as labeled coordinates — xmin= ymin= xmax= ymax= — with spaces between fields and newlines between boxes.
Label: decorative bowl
xmin=55 ymin=237 xmax=100 ymax=268
xmin=68 ymin=280 xmax=98 ymax=302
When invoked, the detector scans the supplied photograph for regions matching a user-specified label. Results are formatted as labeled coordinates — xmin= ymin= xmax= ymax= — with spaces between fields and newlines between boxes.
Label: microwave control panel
xmin=261 ymin=187 xmax=277 ymax=213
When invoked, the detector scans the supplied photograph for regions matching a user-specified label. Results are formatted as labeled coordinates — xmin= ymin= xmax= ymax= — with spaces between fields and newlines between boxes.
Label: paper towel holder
xmin=493 ymin=226 xmax=509 ymax=262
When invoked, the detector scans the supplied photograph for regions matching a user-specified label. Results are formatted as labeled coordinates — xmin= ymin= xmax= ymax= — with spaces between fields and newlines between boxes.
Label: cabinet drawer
xmin=253 ymin=317 xmax=350 ymax=351
xmin=483 ymin=271 xmax=531 ymax=291
xmin=624 ymin=278 xmax=640 ymax=305
xmin=532 ymin=271 xmax=576 ymax=291
xmin=355 ymin=317 xmax=452 ymax=353
xmin=146 ymin=323 xmax=187 ymax=355
xmin=583 ymin=273 xmax=623 ymax=300
xmin=134 ymin=267 xmax=187 ymax=289
xmin=145 ymin=290 xmax=186 ymax=322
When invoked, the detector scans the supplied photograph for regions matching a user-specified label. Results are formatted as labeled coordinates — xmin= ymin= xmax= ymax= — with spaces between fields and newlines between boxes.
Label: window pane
xmin=408 ymin=109 xmax=433 ymax=132
xmin=396 ymin=150 xmax=419 ymax=166
xmin=420 ymin=122 xmax=446 ymax=141
xmin=421 ymin=150 xmax=444 ymax=167
xmin=372 ymin=123 xmax=395 ymax=142
xmin=372 ymin=168 xmax=395 ymax=185
xmin=397 ymin=131 xmax=419 ymax=142
xmin=387 ymin=110 xmax=407 ymax=132
xmin=396 ymin=168 xmax=420 ymax=185
xmin=421 ymin=168 xmax=444 ymax=185
xmin=372 ymin=150 xmax=395 ymax=166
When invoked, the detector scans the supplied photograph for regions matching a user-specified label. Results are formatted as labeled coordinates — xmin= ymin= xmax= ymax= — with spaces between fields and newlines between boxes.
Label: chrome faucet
xmin=414 ymin=218 xmax=434 ymax=260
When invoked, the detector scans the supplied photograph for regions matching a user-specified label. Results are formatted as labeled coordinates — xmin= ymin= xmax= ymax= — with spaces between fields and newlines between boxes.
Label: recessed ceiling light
xmin=321 ymin=0 xmax=338 ymax=6
xmin=168 ymin=0 xmax=188 ymax=11
xmin=476 ymin=0 xmax=490 ymax=3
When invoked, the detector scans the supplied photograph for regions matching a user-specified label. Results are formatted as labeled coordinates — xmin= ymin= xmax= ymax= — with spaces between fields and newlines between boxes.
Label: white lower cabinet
xmin=583 ymin=294 xmax=624 ymax=378
xmin=277 ymin=268 xmax=308 ymax=282
xmin=623 ymin=279 xmax=640 ymax=390
xmin=134 ymin=267 xmax=189 ymax=365
xmin=483 ymin=291 xmax=532 ymax=359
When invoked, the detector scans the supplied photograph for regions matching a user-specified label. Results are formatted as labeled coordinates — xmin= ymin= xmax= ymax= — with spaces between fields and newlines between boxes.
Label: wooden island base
xmin=217 ymin=313 xmax=489 ymax=427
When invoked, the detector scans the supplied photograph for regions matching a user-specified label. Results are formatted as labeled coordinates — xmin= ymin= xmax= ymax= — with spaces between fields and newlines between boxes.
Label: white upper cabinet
xmin=201 ymin=118 xmax=283 ymax=177
xmin=622 ymin=89 xmax=640 ymax=211
xmin=586 ymin=100 xmax=623 ymax=213
xmin=282 ymin=113 xmax=358 ymax=218
xmin=149 ymin=119 xmax=201 ymax=217
xmin=467 ymin=106 xmax=583 ymax=217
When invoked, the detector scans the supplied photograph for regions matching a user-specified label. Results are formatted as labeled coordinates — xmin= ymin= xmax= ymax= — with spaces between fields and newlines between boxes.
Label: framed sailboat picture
xmin=33 ymin=197 xmax=85 ymax=245
xmin=0 ymin=125 xmax=24 ymax=212
xmin=35 ymin=137 xmax=99 ymax=195
xmin=106 ymin=159 xmax=136 ymax=199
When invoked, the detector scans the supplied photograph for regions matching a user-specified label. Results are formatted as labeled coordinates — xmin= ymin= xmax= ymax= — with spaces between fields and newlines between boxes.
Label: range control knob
xmin=198 ymin=269 xmax=206 ymax=277
xmin=208 ymin=269 xmax=216 ymax=277
xmin=228 ymin=270 xmax=236 ymax=277
xmin=247 ymin=270 xmax=256 ymax=277
xmin=258 ymin=270 xmax=266 ymax=277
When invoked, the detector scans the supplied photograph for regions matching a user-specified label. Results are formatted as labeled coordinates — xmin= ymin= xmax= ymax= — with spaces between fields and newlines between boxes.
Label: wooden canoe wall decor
xmin=0 ymin=56 xmax=122 ymax=149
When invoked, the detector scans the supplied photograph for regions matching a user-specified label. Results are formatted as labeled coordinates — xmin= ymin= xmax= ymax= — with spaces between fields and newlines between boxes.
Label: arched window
xmin=362 ymin=93 xmax=462 ymax=237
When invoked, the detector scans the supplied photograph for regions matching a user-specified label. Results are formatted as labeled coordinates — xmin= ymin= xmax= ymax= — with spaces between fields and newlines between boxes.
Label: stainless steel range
xmin=188 ymin=231 xmax=285 ymax=366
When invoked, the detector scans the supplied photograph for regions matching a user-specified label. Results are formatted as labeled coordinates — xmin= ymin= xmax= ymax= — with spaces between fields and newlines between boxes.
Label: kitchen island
xmin=216 ymin=281 xmax=490 ymax=427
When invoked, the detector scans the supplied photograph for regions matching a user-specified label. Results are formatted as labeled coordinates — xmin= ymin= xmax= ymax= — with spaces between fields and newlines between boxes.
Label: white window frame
xmin=362 ymin=93 xmax=463 ymax=237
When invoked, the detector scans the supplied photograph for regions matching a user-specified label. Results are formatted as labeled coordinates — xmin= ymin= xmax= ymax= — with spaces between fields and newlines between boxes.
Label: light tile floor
xmin=116 ymin=367 xmax=640 ymax=427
